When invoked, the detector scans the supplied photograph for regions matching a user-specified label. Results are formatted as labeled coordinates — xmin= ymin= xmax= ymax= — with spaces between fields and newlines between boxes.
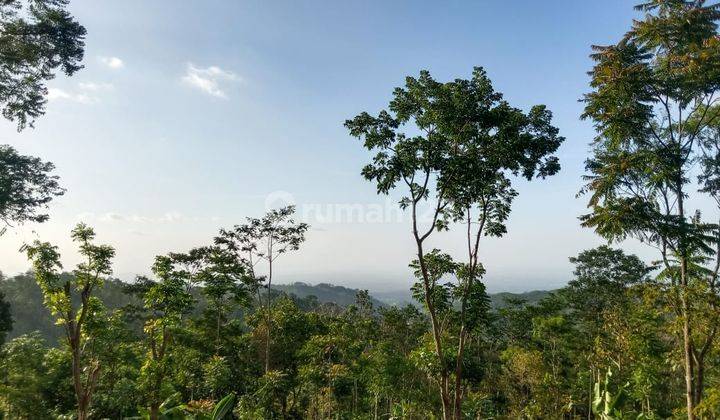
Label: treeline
xmin=0 ymin=240 xmax=697 ymax=418
xmin=0 ymin=274 xmax=547 ymax=345
xmin=0 ymin=275 xmax=385 ymax=344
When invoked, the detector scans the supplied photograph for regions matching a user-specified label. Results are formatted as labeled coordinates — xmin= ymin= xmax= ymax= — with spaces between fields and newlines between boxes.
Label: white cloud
xmin=97 ymin=213 xmax=152 ymax=223
xmin=78 ymin=82 xmax=114 ymax=91
xmin=48 ymin=88 xmax=94 ymax=104
xmin=48 ymin=82 xmax=114 ymax=105
xmin=159 ymin=212 xmax=186 ymax=223
xmin=83 ymin=211 xmax=195 ymax=224
xmin=182 ymin=63 xmax=239 ymax=98
xmin=99 ymin=56 xmax=124 ymax=69
xmin=99 ymin=212 xmax=125 ymax=222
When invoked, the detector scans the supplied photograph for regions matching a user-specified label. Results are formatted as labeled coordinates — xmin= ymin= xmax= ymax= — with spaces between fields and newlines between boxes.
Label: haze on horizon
xmin=0 ymin=0 xmax=655 ymax=293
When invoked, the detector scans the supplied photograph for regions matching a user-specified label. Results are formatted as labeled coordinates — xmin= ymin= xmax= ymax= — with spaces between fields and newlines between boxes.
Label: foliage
xmin=346 ymin=65 xmax=563 ymax=419
xmin=0 ymin=0 xmax=86 ymax=130
xmin=592 ymin=368 xmax=632 ymax=420
xmin=0 ymin=144 xmax=64 ymax=225
xmin=5 ymin=3 xmax=720 ymax=418
xmin=0 ymin=244 xmax=707 ymax=419
xmin=580 ymin=1 xmax=720 ymax=417
xmin=0 ymin=288 xmax=11 ymax=344
xmin=0 ymin=332 xmax=52 ymax=418
xmin=215 ymin=205 xmax=308 ymax=374
xmin=24 ymin=223 xmax=116 ymax=420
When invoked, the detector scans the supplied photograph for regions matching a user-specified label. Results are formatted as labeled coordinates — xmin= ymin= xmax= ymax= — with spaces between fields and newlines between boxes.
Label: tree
xmin=181 ymin=246 xmax=255 ymax=355
xmin=565 ymin=246 xmax=651 ymax=326
xmin=346 ymin=67 xmax=563 ymax=419
xmin=0 ymin=0 xmax=86 ymax=130
xmin=0 ymin=289 xmax=11 ymax=345
xmin=136 ymin=255 xmax=194 ymax=420
xmin=88 ymin=311 xmax=142 ymax=420
xmin=0 ymin=144 xmax=64 ymax=226
xmin=0 ymin=332 xmax=52 ymax=418
xmin=563 ymin=247 xmax=657 ymax=415
xmin=215 ymin=205 xmax=308 ymax=373
xmin=244 ymin=297 xmax=321 ymax=417
xmin=25 ymin=223 xmax=115 ymax=420
xmin=580 ymin=1 xmax=720 ymax=416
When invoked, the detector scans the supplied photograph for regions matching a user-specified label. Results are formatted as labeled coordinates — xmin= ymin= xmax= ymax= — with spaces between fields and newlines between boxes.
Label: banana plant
xmin=592 ymin=368 xmax=629 ymax=420
xmin=129 ymin=393 xmax=236 ymax=420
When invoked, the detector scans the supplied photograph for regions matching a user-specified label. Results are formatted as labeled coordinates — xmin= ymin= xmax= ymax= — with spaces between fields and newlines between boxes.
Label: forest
xmin=2 ymin=0 xmax=720 ymax=419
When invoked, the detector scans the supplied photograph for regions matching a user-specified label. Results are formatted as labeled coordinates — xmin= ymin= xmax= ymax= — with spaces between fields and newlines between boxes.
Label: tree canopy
xmin=0 ymin=144 xmax=64 ymax=226
xmin=0 ymin=0 xmax=86 ymax=130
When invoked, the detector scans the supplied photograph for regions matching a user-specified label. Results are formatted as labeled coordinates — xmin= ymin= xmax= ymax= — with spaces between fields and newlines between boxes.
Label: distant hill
xmin=273 ymin=282 xmax=385 ymax=308
xmin=374 ymin=288 xmax=553 ymax=308
xmin=0 ymin=276 xmax=386 ymax=342
xmin=489 ymin=290 xmax=552 ymax=309
xmin=0 ymin=274 xmax=552 ymax=343
xmin=1 ymin=273 xmax=141 ymax=343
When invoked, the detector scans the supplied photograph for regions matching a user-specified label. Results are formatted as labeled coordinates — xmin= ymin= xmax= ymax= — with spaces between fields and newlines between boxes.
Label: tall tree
xmin=136 ymin=255 xmax=194 ymax=420
xmin=580 ymin=1 xmax=720 ymax=416
xmin=215 ymin=205 xmax=308 ymax=374
xmin=346 ymin=67 xmax=563 ymax=419
xmin=0 ymin=144 xmax=64 ymax=226
xmin=181 ymin=245 xmax=255 ymax=355
xmin=25 ymin=223 xmax=115 ymax=420
xmin=0 ymin=0 xmax=86 ymax=130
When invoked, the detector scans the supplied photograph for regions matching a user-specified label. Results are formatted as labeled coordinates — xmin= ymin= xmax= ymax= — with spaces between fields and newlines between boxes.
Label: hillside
xmin=0 ymin=275 xmax=387 ymax=342
xmin=274 ymin=282 xmax=386 ymax=308
xmin=489 ymin=290 xmax=552 ymax=308
xmin=374 ymin=288 xmax=553 ymax=308
xmin=1 ymin=274 xmax=551 ymax=343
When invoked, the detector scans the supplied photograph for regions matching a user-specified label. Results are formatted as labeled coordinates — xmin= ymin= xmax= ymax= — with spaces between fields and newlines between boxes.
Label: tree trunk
xmin=682 ymin=297 xmax=695 ymax=420
xmin=415 ymin=238 xmax=452 ymax=420
xmin=150 ymin=403 xmax=160 ymax=420
xmin=695 ymin=356 xmax=704 ymax=407
xmin=71 ymin=336 xmax=92 ymax=420
xmin=265 ymin=257 xmax=273 ymax=374
xmin=216 ymin=310 xmax=222 ymax=356
xmin=77 ymin=404 xmax=88 ymax=420
xmin=374 ymin=393 xmax=378 ymax=420
xmin=677 ymin=178 xmax=697 ymax=420
xmin=453 ymin=323 xmax=468 ymax=419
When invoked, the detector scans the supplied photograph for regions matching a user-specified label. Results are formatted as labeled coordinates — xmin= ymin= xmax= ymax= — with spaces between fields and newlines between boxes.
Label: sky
xmin=1 ymin=0 xmax=658 ymax=293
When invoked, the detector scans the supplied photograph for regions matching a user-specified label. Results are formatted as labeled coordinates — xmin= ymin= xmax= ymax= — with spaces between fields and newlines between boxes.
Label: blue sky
xmin=1 ymin=0 xmax=652 ymax=292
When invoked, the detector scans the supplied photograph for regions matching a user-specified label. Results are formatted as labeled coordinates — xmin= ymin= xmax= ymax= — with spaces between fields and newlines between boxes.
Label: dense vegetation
xmin=0 ymin=239 xmax=706 ymax=419
xmin=2 ymin=0 xmax=720 ymax=418
xmin=0 ymin=274 xmax=547 ymax=344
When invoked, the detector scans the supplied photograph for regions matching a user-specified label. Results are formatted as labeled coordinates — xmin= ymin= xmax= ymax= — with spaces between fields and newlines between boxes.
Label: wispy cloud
xmin=99 ymin=212 xmax=125 ymax=222
xmin=158 ymin=211 xmax=187 ymax=223
xmin=48 ymin=82 xmax=114 ymax=104
xmin=182 ymin=63 xmax=239 ymax=98
xmin=98 ymin=212 xmax=152 ymax=223
xmin=48 ymin=87 xmax=93 ymax=104
xmin=78 ymin=82 xmax=114 ymax=91
xmin=80 ymin=211 xmax=210 ymax=224
xmin=99 ymin=56 xmax=124 ymax=69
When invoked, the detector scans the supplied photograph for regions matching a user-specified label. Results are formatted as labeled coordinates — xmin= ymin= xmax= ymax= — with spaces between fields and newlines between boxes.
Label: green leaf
xmin=211 ymin=393 xmax=237 ymax=420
